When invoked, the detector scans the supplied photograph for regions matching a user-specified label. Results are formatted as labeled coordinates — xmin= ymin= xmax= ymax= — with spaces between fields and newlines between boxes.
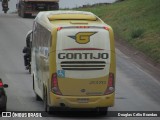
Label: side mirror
xmin=3 ymin=84 xmax=8 ymax=88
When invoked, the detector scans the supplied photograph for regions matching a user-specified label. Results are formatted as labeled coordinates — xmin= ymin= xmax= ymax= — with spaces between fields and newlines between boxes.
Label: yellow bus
xmin=31 ymin=11 xmax=116 ymax=114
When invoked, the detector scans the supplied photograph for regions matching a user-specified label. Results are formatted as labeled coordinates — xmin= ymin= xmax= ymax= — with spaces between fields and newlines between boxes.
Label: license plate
xmin=77 ymin=98 xmax=89 ymax=103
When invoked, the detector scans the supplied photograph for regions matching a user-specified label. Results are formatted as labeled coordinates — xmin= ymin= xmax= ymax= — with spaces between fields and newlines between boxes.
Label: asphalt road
xmin=0 ymin=14 xmax=160 ymax=120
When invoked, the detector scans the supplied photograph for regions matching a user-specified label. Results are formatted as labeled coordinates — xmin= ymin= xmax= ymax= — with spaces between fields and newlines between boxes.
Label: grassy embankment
xmin=76 ymin=0 xmax=160 ymax=63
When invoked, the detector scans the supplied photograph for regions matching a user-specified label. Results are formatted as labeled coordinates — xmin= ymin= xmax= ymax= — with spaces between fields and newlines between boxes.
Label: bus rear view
xmin=52 ymin=17 xmax=116 ymax=114
xmin=32 ymin=11 xmax=116 ymax=114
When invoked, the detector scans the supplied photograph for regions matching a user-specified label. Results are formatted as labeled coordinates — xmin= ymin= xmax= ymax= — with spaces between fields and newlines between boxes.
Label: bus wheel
xmin=36 ymin=94 xmax=41 ymax=101
xmin=44 ymin=89 xmax=52 ymax=114
xmin=97 ymin=107 xmax=108 ymax=116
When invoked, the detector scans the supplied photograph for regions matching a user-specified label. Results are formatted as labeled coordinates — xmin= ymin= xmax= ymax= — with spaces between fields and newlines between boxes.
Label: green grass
xmin=76 ymin=0 xmax=160 ymax=63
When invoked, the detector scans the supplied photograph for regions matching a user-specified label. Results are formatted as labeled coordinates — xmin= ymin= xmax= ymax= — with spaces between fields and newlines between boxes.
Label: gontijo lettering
xmin=58 ymin=53 xmax=109 ymax=59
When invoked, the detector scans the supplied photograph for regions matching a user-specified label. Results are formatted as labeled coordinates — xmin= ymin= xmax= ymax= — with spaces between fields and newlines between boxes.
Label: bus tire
xmin=44 ymin=88 xmax=52 ymax=114
xmin=36 ymin=94 xmax=41 ymax=101
xmin=97 ymin=107 xmax=108 ymax=116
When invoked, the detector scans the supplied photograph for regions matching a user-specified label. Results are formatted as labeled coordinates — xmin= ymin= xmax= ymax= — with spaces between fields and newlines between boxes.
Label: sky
xmin=0 ymin=0 xmax=117 ymax=13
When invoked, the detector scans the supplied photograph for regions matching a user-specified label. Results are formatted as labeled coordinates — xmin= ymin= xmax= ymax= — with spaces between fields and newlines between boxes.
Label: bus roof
xmin=35 ymin=11 xmax=105 ymax=31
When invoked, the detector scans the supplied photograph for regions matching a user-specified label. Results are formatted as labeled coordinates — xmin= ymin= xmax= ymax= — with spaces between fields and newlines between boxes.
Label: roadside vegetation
xmin=76 ymin=0 xmax=160 ymax=63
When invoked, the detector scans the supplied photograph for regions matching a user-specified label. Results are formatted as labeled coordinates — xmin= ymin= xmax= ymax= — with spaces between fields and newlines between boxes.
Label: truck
xmin=16 ymin=0 xmax=59 ymax=18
